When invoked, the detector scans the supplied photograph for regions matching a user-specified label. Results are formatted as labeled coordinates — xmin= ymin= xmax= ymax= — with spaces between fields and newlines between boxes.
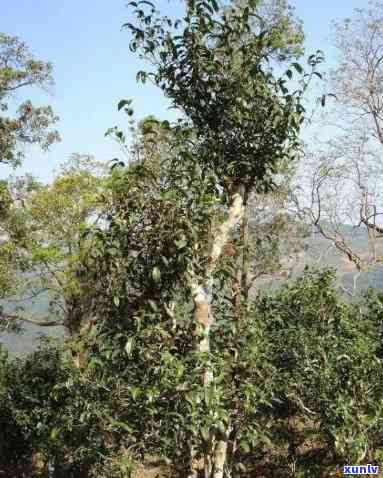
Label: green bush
xmin=249 ymin=268 xmax=383 ymax=474
xmin=1 ymin=269 xmax=383 ymax=477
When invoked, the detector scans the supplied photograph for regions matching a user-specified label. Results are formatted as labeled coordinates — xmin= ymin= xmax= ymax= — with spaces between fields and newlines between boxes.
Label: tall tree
xmin=81 ymin=1 xmax=318 ymax=476
xmin=0 ymin=32 xmax=60 ymax=166
xmin=294 ymin=1 xmax=383 ymax=294
xmin=0 ymin=155 xmax=107 ymax=335
xmin=0 ymin=32 xmax=62 ymax=335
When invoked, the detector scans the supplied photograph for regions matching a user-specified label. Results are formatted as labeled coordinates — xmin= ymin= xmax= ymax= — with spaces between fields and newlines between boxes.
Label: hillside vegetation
xmin=1 ymin=1 xmax=383 ymax=477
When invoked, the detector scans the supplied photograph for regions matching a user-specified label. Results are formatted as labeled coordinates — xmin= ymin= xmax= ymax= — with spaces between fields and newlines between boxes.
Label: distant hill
xmin=251 ymin=223 xmax=383 ymax=295
xmin=299 ymin=225 xmax=383 ymax=293
xmin=0 ymin=290 xmax=66 ymax=356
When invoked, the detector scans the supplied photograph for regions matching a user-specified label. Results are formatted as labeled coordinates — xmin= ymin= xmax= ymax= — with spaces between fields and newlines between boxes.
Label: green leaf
xmin=291 ymin=62 xmax=303 ymax=74
xmin=125 ymin=338 xmax=134 ymax=356
xmin=201 ymin=427 xmax=210 ymax=441
xmin=216 ymin=421 xmax=226 ymax=435
xmin=138 ymin=0 xmax=155 ymax=7
xmin=174 ymin=238 xmax=187 ymax=249
xmin=211 ymin=0 xmax=219 ymax=12
xmin=152 ymin=266 xmax=161 ymax=282
xmin=136 ymin=70 xmax=147 ymax=83
xmin=49 ymin=428 xmax=59 ymax=440
xmin=148 ymin=299 xmax=158 ymax=311
xmin=115 ymin=420 xmax=134 ymax=433
xmin=117 ymin=99 xmax=132 ymax=111
xmin=131 ymin=387 xmax=140 ymax=400
xmin=240 ymin=440 xmax=250 ymax=453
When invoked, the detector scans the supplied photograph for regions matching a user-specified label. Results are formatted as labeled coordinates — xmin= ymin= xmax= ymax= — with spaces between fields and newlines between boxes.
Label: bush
xmin=1 ymin=269 xmax=383 ymax=477
xmin=248 ymin=268 xmax=383 ymax=474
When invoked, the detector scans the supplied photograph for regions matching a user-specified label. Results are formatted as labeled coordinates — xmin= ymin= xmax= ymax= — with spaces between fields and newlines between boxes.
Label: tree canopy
xmin=0 ymin=32 xmax=60 ymax=166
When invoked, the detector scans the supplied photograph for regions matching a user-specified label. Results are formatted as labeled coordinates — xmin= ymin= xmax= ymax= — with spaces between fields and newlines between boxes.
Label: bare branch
xmin=0 ymin=312 xmax=64 ymax=327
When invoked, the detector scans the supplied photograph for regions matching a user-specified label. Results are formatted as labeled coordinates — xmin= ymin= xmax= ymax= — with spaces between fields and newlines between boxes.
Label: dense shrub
xmin=1 ymin=269 xmax=383 ymax=477
xmin=0 ymin=345 xmax=31 ymax=472
xmin=248 ymin=268 xmax=383 ymax=474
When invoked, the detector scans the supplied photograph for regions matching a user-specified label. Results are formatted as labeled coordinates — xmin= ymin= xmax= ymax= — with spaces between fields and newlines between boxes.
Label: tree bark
xmin=189 ymin=186 xmax=245 ymax=477
xmin=212 ymin=438 xmax=228 ymax=478
xmin=241 ymin=189 xmax=250 ymax=303
xmin=234 ymin=188 xmax=249 ymax=320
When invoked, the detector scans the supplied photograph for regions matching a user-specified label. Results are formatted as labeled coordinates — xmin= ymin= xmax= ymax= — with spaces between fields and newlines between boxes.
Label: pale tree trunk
xmin=189 ymin=186 xmax=245 ymax=477
xmin=187 ymin=445 xmax=198 ymax=478
xmin=212 ymin=438 xmax=229 ymax=478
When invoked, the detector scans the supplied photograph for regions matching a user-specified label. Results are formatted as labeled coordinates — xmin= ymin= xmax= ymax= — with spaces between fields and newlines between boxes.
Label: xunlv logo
xmin=343 ymin=464 xmax=379 ymax=475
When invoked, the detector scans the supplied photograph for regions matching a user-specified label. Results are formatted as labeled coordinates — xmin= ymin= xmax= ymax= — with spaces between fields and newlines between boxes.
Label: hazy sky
xmin=2 ymin=0 xmax=366 ymax=182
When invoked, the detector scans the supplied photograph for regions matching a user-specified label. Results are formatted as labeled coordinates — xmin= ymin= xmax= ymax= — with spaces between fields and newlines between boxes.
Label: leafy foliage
xmin=73 ymin=1 xmax=323 ymax=475
xmin=3 ymin=2 xmax=382 ymax=478
xmin=0 ymin=155 xmax=107 ymax=334
xmin=1 ymin=270 xmax=383 ymax=476
xmin=0 ymin=33 xmax=60 ymax=166
xmin=123 ymin=0 xmax=314 ymax=194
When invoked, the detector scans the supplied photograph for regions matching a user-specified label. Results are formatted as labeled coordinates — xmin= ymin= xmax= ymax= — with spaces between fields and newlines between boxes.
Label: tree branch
xmin=0 ymin=312 xmax=64 ymax=327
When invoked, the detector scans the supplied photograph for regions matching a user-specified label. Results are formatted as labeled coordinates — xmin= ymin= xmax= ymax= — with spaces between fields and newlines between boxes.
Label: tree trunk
xmin=187 ymin=444 xmax=198 ymax=478
xmin=234 ymin=188 xmax=249 ymax=320
xmin=241 ymin=189 xmax=250 ymax=303
xmin=190 ymin=186 xmax=245 ymax=477
xmin=212 ymin=438 xmax=228 ymax=478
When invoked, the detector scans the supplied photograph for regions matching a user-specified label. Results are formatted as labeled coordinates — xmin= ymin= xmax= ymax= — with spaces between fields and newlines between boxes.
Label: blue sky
xmin=1 ymin=0 xmax=366 ymax=182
